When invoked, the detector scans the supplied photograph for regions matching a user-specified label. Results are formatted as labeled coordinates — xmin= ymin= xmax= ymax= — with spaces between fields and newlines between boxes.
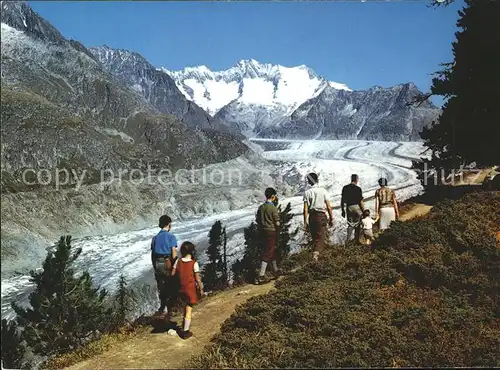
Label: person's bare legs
xmin=183 ymin=305 xmax=192 ymax=331
xmin=180 ymin=304 xmax=193 ymax=339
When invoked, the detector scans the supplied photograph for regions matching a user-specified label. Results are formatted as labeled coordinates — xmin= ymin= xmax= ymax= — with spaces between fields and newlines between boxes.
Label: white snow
xmin=181 ymin=78 xmax=239 ymax=114
xmin=329 ymin=81 xmax=352 ymax=91
xmin=164 ymin=59 xmax=350 ymax=117
xmin=1 ymin=140 xmax=425 ymax=319
xmin=275 ymin=65 xmax=324 ymax=110
xmin=239 ymin=78 xmax=275 ymax=105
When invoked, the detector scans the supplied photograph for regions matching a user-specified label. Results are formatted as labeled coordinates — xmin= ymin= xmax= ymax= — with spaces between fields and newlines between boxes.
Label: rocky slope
xmin=0 ymin=2 xmax=249 ymax=180
xmin=264 ymin=83 xmax=440 ymax=141
xmin=89 ymin=46 xmax=240 ymax=136
xmin=0 ymin=1 xmax=254 ymax=278
xmin=166 ymin=61 xmax=440 ymax=140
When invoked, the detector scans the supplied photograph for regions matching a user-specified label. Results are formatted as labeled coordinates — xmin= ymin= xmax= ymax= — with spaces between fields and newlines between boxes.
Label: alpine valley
xmin=1 ymin=2 xmax=433 ymax=290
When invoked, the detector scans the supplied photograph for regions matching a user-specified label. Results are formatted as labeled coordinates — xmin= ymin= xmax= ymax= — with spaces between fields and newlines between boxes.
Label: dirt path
xmin=66 ymin=202 xmax=432 ymax=370
xmin=398 ymin=203 xmax=433 ymax=222
xmin=67 ymin=283 xmax=276 ymax=369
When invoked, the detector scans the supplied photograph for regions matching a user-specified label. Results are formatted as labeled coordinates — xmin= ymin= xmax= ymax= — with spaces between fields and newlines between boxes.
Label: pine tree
xmin=276 ymin=202 xmax=299 ymax=264
xmin=221 ymin=226 xmax=230 ymax=286
xmin=1 ymin=319 xmax=26 ymax=369
xmin=202 ymin=221 xmax=228 ymax=291
xmin=413 ymin=0 xmax=500 ymax=184
xmin=12 ymin=236 xmax=112 ymax=357
xmin=110 ymin=274 xmax=136 ymax=331
xmin=231 ymin=222 xmax=261 ymax=284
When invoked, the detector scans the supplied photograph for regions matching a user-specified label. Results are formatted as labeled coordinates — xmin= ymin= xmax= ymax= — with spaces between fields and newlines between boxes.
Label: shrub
xmin=12 ymin=236 xmax=113 ymax=357
xmin=190 ymin=192 xmax=500 ymax=368
xmin=1 ymin=319 xmax=27 ymax=369
xmin=231 ymin=223 xmax=261 ymax=284
xmin=202 ymin=221 xmax=230 ymax=291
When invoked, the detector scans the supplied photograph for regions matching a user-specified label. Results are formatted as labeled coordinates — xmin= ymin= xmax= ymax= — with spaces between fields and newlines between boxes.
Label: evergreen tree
xmin=276 ymin=202 xmax=299 ymax=264
xmin=231 ymin=222 xmax=261 ymax=284
xmin=413 ymin=0 xmax=500 ymax=184
xmin=202 ymin=221 xmax=228 ymax=291
xmin=221 ymin=226 xmax=230 ymax=286
xmin=12 ymin=236 xmax=112 ymax=357
xmin=230 ymin=259 xmax=245 ymax=286
xmin=110 ymin=274 xmax=136 ymax=331
xmin=1 ymin=319 xmax=26 ymax=369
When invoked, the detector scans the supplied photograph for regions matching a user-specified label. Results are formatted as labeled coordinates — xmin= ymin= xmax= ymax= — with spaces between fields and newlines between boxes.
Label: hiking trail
xmin=66 ymin=203 xmax=432 ymax=370
xmin=67 ymin=283 xmax=276 ymax=369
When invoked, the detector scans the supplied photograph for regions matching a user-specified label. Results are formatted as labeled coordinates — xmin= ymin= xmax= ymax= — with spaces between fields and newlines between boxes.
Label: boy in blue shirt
xmin=151 ymin=215 xmax=178 ymax=316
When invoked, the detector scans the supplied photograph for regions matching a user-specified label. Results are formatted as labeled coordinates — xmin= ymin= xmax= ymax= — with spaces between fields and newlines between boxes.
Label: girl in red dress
xmin=171 ymin=241 xmax=204 ymax=339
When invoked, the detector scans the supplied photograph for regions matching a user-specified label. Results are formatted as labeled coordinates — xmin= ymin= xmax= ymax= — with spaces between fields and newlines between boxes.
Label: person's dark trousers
xmin=309 ymin=210 xmax=328 ymax=254
xmin=153 ymin=255 xmax=173 ymax=312
xmin=346 ymin=204 xmax=363 ymax=245
xmin=261 ymin=230 xmax=277 ymax=263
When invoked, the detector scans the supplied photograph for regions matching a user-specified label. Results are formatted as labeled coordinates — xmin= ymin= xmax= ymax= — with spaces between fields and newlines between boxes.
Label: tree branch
xmin=406 ymin=93 xmax=433 ymax=107
xmin=428 ymin=0 xmax=455 ymax=8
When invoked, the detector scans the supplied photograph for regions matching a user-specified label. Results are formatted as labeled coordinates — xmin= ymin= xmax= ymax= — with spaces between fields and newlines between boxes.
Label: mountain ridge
xmin=0 ymin=1 xmax=249 ymax=182
xmin=166 ymin=61 xmax=440 ymax=140
xmin=89 ymin=45 xmax=242 ymax=136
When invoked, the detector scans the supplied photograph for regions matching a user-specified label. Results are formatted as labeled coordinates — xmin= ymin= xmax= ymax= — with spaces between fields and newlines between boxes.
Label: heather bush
xmin=191 ymin=192 xmax=500 ymax=368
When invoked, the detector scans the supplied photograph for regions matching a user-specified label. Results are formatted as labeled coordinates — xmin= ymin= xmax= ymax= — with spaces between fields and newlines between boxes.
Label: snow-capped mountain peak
xmin=163 ymin=59 xmax=350 ymax=117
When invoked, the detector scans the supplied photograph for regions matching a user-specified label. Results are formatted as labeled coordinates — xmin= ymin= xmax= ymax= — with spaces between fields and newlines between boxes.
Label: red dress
xmin=177 ymin=259 xmax=198 ymax=305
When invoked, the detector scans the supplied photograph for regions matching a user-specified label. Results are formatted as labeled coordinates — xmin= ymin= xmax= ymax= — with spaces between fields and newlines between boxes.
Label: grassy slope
xmin=190 ymin=191 xmax=500 ymax=368
xmin=46 ymin=192 xmax=498 ymax=369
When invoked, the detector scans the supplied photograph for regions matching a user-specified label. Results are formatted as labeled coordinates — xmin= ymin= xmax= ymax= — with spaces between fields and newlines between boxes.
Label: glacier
xmin=1 ymin=140 xmax=427 ymax=320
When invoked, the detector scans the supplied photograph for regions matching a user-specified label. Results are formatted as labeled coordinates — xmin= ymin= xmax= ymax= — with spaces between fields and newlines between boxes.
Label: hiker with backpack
xmin=255 ymin=187 xmax=281 ymax=284
xmin=375 ymin=177 xmax=399 ymax=230
xmin=171 ymin=241 xmax=204 ymax=340
xmin=341 ymin=174 xmax=365 ymax=246
xmin=303 ymin=173 xmax=334 ymax=261
xmin=151 ymin=215 xmax=178 ymax=318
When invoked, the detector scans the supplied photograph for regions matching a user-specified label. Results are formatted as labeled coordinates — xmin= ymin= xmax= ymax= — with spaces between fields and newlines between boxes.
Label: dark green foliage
xmin=109 ymin=274 xmax=137 ymax=331
xmin=12 ymin=236 xmax=112 ymax=357
xmin=202 ymin=221 xmax=229 ymax=291
xmin=276 ymin=202 xmax=299 ymax=264
xmin=221 ymin=226 xmax=229 ymax=285
xmin=1 ymin=319 xmax=27 ymax=369
xmin=375 ymin=192 xmax=500 ymax=300
xmin=413 ymin=0 xmax=500 ymax=186
xmin=192 ymin=192 xmax=500 ymax=368
xmin=231 ymin=223 xmax=261 ymax=285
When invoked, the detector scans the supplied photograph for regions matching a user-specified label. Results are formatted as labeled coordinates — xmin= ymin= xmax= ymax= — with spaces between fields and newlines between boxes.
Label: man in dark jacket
xmin=341 ymin=174 xmax=365 ymax=245
xmin=255 ymin=187 xmax=281 ymax=284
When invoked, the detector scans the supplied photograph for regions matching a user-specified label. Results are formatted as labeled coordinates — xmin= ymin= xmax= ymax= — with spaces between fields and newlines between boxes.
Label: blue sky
xmin=29 ymin=1 xmax=464 ymax=105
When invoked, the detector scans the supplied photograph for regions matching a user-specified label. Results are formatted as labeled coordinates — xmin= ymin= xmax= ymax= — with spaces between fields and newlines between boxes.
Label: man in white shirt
xmin=303 ymin=172 xmax=334 ymax=261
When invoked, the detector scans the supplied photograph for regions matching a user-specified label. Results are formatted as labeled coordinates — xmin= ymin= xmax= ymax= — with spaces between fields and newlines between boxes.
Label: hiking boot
xmin=179 ymin=330 xmax=193 ymax=340
xmin=255 ymin=275 xmax=271 ymax=285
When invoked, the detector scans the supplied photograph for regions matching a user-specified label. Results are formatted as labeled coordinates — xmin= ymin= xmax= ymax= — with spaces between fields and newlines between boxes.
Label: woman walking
xmin=375 ymin=177 xmax=399 ymax=230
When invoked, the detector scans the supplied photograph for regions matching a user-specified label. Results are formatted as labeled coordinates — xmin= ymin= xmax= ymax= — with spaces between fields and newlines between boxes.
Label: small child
xmin=171 ymin=241 xmax=204 ymax=340
xmin=361 ymin=209 xmax=379 ymax=245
